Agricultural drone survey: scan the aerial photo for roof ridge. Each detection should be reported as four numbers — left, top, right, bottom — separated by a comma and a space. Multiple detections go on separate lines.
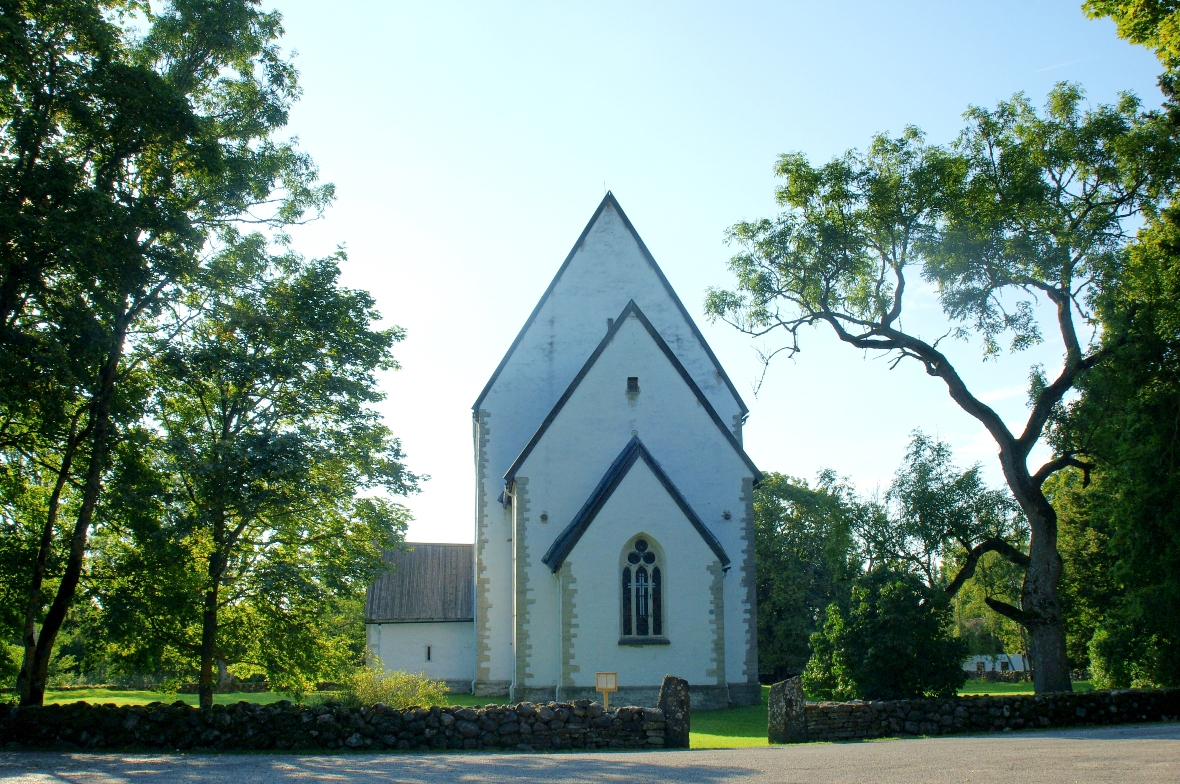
502, 299, 761, 484
471, 192, 748, 415
539, 436, 729, 571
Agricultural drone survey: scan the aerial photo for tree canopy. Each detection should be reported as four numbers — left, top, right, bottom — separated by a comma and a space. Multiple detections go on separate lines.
0, 0, 413, 707
709, 83, 1175, 693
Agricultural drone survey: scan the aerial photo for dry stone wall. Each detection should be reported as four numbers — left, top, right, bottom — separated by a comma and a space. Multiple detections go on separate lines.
0, 699, 673, 752
768, 680, 1180, 743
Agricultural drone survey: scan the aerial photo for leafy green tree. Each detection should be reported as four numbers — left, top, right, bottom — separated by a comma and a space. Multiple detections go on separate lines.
861, 432, 1027, 603
1047, 214, 1180, 686
0, 0, 330, 705
804, 568, 968, 700
1041, 468, 1115, 672
1065, 0, 1180, 692
708, 86, 1173, 692
753, 471, 860, 680
96, 239, 416, 708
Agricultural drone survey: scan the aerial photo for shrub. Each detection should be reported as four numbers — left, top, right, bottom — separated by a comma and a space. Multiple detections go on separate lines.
341, 666, 448, 709
804, 568, 968, 700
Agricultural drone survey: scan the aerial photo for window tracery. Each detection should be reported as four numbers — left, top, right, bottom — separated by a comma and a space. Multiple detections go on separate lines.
621, 538, 662, 638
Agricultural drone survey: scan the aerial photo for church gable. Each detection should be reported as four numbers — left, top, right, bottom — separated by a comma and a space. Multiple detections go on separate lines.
505, 300, 760, 486
473, 193, 747, 482
541, 436, 728, 570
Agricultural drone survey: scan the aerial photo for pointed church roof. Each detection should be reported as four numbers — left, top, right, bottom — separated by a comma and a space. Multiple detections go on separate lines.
504, 299, 761, 484
471, 192, 748, 416
540, 436, 729, 571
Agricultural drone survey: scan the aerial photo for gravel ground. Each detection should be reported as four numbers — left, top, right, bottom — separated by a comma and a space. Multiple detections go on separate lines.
1, 722, 1177, 783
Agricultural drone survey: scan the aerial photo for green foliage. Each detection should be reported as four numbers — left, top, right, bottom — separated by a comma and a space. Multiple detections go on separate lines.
1048, 212, 1180, 687
862, 433, 1025, 589
0, 0, 332, 703
1085, 1, 1180, 74
753, 471, 859, 680
950, 550, 1028, 657
804, 569, 968, 701
711, 82, 1174, 691
86, 241, 416, 703
341, 666, 449, 710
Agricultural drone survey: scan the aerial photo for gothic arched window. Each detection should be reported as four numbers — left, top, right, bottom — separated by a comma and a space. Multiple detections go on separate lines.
621, 538, 663, 638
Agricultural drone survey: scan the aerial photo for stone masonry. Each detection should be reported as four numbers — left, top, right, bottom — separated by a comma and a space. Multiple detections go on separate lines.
0, 699, 674, 753
767, 683, 1180, 743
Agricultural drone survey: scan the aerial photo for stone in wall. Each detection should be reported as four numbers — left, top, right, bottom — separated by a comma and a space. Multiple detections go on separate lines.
767, 676, 806, 744
657, 675, 691, 749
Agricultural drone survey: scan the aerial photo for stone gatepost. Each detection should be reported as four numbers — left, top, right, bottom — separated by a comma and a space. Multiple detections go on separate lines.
768, 676, 807, 743
657, 675, 691, 748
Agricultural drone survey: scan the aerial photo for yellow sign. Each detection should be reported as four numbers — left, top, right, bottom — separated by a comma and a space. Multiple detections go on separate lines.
595, 671, 618, 709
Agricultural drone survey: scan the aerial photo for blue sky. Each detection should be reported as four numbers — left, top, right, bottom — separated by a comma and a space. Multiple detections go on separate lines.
273, 1, 1162, 543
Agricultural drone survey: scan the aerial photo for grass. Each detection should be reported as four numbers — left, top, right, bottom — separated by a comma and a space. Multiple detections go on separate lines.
690, 686, 770, 749
38, 689, 305, 707
958, 679, 1094, 695
31, 688, 507, 708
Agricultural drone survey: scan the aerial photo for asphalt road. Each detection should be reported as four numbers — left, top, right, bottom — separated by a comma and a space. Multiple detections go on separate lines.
2, 722, 1177, 784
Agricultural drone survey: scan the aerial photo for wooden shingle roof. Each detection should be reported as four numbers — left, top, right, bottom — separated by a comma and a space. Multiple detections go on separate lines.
364, 543, 474, 623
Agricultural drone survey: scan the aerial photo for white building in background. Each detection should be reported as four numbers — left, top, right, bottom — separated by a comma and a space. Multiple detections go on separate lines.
963, 654, 1027, 674
366, 194, 761, 708
365, 544, 475, 691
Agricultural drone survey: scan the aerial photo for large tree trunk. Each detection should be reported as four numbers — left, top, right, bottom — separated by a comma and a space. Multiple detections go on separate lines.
1001, 451, 1072, 694
198, 577, 220, 710
1021, 506, 1072, 694
18, 315, 126, 706
16, 431, 78, 704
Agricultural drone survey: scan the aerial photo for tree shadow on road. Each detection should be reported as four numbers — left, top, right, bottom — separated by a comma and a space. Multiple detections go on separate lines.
0, 750, 762, 783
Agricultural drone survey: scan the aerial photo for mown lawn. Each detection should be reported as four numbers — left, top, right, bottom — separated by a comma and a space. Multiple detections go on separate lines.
690, 686, 770, 749
38, 689, 326, 707
32, 688, 505, 708
958, 679, 1094, 695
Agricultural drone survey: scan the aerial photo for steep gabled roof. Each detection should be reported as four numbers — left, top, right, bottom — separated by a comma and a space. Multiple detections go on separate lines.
503, 299, 761, 484
365, 543, 474, 623
471, 192, 748, 416
540, 436, 729, 571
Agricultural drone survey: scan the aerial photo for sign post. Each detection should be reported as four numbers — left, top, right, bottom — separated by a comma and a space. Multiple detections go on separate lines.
595, 671, 618, 710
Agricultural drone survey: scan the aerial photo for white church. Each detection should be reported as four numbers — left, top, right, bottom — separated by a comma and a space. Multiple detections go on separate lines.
366, 194, 762, 708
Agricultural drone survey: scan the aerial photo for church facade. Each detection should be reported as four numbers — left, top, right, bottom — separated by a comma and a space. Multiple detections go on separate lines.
367, 194, 761, 708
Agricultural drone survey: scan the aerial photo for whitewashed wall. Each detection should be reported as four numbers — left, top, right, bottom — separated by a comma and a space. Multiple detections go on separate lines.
367, 621, 475, 682
564, 462, 720, 687
512, 311, 756, 691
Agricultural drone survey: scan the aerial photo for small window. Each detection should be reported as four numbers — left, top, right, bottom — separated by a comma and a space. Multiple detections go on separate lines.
976, 662, 985, 673
626, 377, 639, 394
1000, 661, 1010, 672
426, 646, 432, 662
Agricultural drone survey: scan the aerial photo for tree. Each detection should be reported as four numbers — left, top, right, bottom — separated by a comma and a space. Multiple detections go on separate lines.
1066, 0, 1180, 692
121, 239, 416, 708
753, 471, 860, 680
803, 568, 968, 701
860, 433, 1027, 605
0, 0, 330, 705
707, 85, 1173, 692
1046, 213, 1180, 687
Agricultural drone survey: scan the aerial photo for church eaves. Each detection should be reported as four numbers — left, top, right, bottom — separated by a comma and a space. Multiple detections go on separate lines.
470, 192, 748, 417
540, 436, 729, 571
502, 299, 762, 486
